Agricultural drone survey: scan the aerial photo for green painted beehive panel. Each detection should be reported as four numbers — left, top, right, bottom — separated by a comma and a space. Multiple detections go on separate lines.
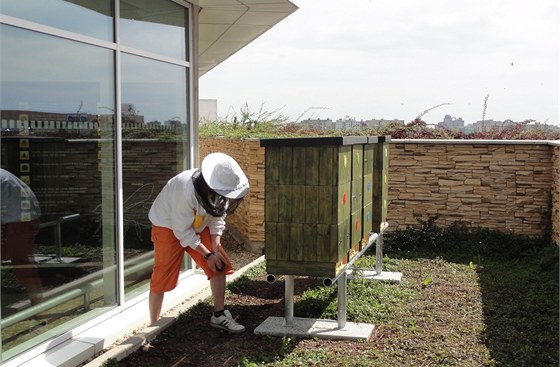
337, 184, 351, 244
335, 146, 351, 226
363, 144, 373, 207
336, 219, 350, 262
362, 201, 373, 240
363, 144, 374, 176
261, 136, 367, 278
350, 145, 364, 250
368, 136, 390, 233
361, 145, 374, 243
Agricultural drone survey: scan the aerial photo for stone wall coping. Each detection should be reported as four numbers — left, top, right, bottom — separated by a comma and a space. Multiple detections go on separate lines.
391, 139, 560, 146
65, 139, 103, 142
67, 139, 160, 143
202, 136, 560, 147
200, 136, 559, 246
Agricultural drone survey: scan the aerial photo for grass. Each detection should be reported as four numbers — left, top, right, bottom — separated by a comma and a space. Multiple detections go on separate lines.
114, 221, 559, 367
228, 217, 559, 367
236, 245, 558, 367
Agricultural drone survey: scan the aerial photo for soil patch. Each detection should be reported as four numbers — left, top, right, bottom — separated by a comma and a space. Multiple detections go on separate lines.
103, 230, 275, 367
90, 234, 560, 367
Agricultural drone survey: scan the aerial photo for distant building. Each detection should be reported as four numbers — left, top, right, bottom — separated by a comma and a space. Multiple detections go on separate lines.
524, 122, 560, 132
301, 117, 403, 131
121, 103, 145, 124
0, 109, 98, 123
300, 118, 335, 130
472, 119, 504, 132
438, 115, 465, 131
199, 99, 218, 122
334, 118, 364, 130
363, 118, 404, 128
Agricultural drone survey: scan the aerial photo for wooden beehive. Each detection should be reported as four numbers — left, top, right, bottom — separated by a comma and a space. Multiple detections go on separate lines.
260, 136, 368, 278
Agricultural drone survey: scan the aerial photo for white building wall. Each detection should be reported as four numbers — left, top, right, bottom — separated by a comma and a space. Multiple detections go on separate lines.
199, 99, 218, 122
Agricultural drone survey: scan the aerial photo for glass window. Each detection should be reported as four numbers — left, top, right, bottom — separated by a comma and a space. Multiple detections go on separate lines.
0, 0, 113, 41
120, 53, 189, 300
1, 0, 192, 362
0, 25, 116, 359
120, 0, 187, 60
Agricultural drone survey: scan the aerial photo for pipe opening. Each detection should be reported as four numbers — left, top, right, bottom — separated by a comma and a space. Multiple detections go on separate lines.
323, 278, 334, 286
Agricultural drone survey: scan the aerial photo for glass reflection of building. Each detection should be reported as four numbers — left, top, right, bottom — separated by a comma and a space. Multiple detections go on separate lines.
1, 0, 296, 364
0, 0, 190, 364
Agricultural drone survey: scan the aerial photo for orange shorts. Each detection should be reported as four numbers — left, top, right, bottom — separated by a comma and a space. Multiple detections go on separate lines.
150, 225, 234, 293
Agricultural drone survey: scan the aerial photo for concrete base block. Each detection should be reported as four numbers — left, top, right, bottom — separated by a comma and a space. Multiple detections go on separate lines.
358, 270, 402, 283
32, 255, 81, 264
254, 316, 375, 341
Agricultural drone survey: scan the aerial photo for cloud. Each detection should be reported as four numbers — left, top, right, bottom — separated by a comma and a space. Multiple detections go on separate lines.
203, 0, 559, 124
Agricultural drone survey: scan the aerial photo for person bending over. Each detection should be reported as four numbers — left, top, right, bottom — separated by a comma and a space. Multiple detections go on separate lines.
148, 152, 249, 333
0, 169, 43, 306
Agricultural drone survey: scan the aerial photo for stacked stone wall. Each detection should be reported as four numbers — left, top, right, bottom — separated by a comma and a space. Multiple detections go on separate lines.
200, 138, 265, 251
200, 138, 559, 250
388, 141, 554, 238
8, 138, 552, 250
20, 138, 555, 248
551, 144, 560, 245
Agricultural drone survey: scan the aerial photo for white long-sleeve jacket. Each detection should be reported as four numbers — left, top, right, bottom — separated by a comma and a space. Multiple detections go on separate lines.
148, 169, 226, 249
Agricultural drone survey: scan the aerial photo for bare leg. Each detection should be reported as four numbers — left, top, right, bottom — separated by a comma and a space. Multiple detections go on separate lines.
149, 291, 164, 324
209, 273, 226, 311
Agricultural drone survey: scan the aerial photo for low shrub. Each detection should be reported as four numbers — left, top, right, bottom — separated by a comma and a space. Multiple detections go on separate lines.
383, 215, 552, 260
200, 116, 560, 140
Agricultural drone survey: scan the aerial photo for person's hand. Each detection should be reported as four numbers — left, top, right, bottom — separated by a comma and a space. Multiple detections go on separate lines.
214, 251, 226, 272
207, 251, 225, 272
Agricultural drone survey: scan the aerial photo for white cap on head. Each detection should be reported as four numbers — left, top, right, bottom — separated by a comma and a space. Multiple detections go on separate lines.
201, 152, 249, 199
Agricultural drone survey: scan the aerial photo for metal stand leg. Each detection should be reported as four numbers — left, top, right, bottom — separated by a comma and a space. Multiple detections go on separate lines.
284, 275, 294, 327
255, 227, 393, 341
337, 270, 347, 329
255, 271, 374, 341
55, 222, 63, 261
375, 232, 383, 275
359, 229, 402, 283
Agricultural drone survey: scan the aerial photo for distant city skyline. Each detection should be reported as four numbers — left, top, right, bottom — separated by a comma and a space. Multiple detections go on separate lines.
200, 0, 559, 126
298, 114, 560, 133
199, 98, 556, 129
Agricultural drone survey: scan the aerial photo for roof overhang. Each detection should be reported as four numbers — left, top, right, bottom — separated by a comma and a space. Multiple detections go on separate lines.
191, 0, 298, 76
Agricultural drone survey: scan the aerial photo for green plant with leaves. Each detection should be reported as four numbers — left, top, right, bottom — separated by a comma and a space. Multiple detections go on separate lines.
117, 216, 559, 367
382, 216, 550, 260
176, 299, 212, 323
227, 261, 266, 293
100, 358, 119, 367
200, 102, 560, 140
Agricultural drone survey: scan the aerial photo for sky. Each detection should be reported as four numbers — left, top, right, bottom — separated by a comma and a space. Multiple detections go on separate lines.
199, 0, 559, 126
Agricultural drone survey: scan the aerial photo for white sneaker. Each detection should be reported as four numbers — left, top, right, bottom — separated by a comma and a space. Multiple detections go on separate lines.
210, 310, 245, 333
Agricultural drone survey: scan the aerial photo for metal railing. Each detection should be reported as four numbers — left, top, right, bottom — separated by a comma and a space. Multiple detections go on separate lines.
1, 252, 154, 329
322, 221, 390, 287
39, 214, 81, 261
280, 222, 389, 329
